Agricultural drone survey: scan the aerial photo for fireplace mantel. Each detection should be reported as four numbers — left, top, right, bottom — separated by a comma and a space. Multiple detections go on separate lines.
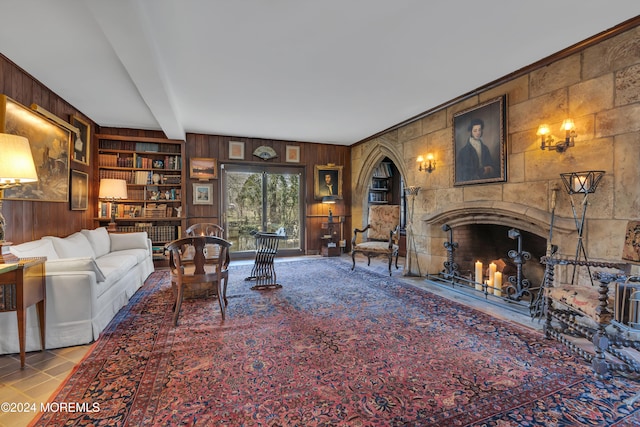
421, 201, 576, 238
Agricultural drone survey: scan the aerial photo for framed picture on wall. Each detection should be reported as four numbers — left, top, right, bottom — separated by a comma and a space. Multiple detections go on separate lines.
229, 140, 245, 160
314, 164, 343, 200
70, 169, 88, 210
190, 157, 218, 180
453, 95, 506, 186
285, 145, 300, 163
0, 95, 71, 202
70, 114, 90, 165
193, 183, 213, 205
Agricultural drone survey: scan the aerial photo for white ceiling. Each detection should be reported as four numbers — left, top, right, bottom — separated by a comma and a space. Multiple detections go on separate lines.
0, 1, 638, 145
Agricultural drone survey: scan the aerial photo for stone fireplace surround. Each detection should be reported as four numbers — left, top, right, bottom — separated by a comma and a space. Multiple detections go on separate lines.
420, 200, 582, 295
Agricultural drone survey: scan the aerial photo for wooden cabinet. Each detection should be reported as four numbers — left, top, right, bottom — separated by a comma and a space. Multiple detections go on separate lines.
95, 134, 186, 264
320, 221, 341, 257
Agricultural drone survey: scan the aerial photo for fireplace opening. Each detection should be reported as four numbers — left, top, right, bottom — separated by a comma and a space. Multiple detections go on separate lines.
448, 224, 547, 301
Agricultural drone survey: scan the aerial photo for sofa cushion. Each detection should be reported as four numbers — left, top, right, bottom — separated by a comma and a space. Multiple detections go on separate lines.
9, 239, 59, 260
46, 257, 107, 282
81, 227, 111, 258
45, 232, 96, 259
95, 254, 138, 294
110, 232, 149, 252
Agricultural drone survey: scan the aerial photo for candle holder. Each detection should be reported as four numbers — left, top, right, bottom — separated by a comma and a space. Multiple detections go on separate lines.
559, 170, 605, 285
506, 228, 532, 301
403, 186, 421, 277
441, 224, 459, 279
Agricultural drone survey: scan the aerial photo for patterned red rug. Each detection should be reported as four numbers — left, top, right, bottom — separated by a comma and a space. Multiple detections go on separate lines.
34, 258, 640, 426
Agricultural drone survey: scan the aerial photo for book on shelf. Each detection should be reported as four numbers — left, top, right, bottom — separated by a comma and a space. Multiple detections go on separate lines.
372, 162, 393, 178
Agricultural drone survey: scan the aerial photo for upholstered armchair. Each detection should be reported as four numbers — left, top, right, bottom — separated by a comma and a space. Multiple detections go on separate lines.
351, 205, 400, 276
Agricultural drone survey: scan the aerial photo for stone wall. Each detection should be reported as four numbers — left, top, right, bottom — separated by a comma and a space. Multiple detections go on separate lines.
351, 23, 640, 275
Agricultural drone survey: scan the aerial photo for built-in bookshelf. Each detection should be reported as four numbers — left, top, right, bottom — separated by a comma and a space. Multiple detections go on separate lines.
95, 134, 186, 264
368, 162, 393, 204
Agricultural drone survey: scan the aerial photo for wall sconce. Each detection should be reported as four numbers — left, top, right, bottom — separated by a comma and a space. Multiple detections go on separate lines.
322, 195, 337, 222
417, 153, 436, 173
538, 119, 577, 153
99, 178, 128, 231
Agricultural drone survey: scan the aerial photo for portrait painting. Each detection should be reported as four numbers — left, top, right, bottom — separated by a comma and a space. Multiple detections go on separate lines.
314, 164, 343, 200
71, 115, 90, 165
70, 169, 88, 210
0, 95, 70, 202
453, 95, 506, 186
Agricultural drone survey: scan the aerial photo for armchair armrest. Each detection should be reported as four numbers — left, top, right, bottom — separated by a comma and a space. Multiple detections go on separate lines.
352, 225, 372, 247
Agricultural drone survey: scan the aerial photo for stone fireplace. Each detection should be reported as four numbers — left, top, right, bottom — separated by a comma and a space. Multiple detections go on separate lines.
418, 200, 581, 309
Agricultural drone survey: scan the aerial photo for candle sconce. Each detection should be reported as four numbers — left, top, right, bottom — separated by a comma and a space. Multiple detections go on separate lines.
538, 119, 577, 153
417, 153, 435, 173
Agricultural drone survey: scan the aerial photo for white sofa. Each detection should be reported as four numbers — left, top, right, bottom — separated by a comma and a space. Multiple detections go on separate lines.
0, 227, 154, 354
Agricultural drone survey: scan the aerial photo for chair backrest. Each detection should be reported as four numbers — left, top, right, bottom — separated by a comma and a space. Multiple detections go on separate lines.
166, 236, 231, 279
367, 205, 400, 241
186, 223, 224, 237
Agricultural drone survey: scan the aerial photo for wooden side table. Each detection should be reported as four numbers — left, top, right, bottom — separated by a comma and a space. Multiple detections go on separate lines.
0, 257, 46, 368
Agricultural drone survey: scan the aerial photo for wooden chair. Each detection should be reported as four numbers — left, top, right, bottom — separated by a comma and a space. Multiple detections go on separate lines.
351, 205, 400, 276
166, 236, 232, 326
185, 223, 224, 237
543, 257, 640, 378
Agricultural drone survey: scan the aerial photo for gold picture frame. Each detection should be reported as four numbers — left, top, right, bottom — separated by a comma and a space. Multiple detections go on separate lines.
453, 95, 506, 186
314, 164, 343, 200
0, 94, 70, 202
70, 169, 88, 210
190, 157, 218, 180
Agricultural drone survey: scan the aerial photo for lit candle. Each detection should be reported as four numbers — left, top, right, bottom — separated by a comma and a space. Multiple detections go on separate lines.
489, 262, 497, 286
475, 261, 483, 291
494, 271, 502, 296
572, 175, 588, 193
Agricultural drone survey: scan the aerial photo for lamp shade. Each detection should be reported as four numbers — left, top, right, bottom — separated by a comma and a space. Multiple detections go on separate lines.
322, 195, 337, 204
0, 134, 38, 185
99, 179, 128, 199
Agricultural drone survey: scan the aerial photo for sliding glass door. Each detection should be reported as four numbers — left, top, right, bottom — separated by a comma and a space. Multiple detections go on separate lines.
221, 164, 304, 256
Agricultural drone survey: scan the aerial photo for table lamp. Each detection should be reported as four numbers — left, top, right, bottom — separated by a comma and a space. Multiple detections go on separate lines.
0, 134, 38, 262
322, 195, 337, 222
99, 178, 128, 232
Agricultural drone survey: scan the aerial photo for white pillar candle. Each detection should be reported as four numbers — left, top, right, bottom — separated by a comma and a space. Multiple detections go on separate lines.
475, 261, 483, 291
494, 271, 503, 296
489, 262, 497, 286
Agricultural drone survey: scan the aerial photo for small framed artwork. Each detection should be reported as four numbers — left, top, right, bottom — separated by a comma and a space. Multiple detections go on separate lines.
453, 95, 506, 186
71, 115, 90, 165
70, 169, 88, 210
193, 183, 213, 205
229, 140, 245, 160
285, 145, 300, 163
190, 157, 218, 180
314, 164, 343, 200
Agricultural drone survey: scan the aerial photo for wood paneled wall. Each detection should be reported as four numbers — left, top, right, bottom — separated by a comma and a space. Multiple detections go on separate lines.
0, 54, 95, 243
183, 133, 352, 254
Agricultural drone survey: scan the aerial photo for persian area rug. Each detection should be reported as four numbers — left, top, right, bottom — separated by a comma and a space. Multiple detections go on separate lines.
34, 258, 640, 426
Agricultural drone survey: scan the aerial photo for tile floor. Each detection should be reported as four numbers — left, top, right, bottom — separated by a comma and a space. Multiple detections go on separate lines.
0, 254, 542, 427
